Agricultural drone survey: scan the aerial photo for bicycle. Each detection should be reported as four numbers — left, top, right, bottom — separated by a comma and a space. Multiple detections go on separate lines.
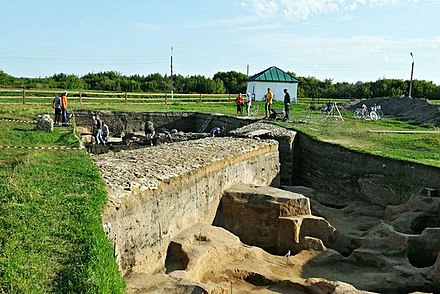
353, 104, 369, 119
369, 104, 383, 120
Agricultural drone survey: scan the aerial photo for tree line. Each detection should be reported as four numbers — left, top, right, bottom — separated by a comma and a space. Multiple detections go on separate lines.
0, 69, 439, 100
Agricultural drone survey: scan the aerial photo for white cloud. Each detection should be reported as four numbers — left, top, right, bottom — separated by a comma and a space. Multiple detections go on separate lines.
241, 0, 410, 20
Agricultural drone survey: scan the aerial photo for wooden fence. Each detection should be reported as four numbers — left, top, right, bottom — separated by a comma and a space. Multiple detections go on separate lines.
0, 89, 236, 105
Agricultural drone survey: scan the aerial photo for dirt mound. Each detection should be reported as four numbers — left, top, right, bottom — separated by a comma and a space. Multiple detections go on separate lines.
345, 97, 440, 126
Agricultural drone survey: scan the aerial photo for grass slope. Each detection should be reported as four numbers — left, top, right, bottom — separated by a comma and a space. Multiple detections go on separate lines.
0, 122, 124, 293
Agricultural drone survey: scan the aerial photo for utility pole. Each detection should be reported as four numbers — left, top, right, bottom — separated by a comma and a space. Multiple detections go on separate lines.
246, 64, 249, 77
409, 52, 414, 98
170, 47, 174, 99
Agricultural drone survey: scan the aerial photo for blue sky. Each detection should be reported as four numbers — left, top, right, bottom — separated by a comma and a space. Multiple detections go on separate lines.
0, 0, 439, 83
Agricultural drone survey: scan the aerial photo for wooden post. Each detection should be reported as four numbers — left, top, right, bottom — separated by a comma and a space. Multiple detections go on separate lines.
199, 93, 202, 102
228, 93, 231, 102
79, 92, 82, 104
125, 92, 128, 104
165, 93, 168, 105
22, 89, 26, 104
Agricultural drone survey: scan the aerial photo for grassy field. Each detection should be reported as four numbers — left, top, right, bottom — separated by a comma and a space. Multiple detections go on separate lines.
0, 98, 439, 293
287, 101, 440, 167
0, 121, 125, 293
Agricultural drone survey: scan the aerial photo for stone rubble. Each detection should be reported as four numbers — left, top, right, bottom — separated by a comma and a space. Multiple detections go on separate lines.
36, 114, 53, 132
231, 121, 294, 138
93, 137, 277, 200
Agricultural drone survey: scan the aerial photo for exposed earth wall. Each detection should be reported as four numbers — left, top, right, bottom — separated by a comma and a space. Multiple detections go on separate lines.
292, 131, 440, 206
94, 137, 280, 275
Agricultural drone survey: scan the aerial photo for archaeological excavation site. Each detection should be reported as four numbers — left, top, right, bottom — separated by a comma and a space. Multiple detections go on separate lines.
74, 109, 440, 294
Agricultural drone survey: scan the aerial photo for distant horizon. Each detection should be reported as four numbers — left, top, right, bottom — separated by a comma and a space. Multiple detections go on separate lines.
1, 1, 439, 84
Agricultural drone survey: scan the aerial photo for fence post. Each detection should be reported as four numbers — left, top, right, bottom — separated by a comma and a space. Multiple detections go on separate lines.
125, 92, 128, 104
228, 93, 231, 102
79, 91, 82, 104
200, 93, 202, 102
22, 89, 26, 104
165, 93, 168, 105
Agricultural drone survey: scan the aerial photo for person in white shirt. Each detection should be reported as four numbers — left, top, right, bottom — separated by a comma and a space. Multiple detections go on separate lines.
245, 92, 252, 117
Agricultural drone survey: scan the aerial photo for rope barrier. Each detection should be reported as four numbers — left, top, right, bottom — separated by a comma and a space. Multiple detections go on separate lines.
0, 145, 81, 151
0, 118, 37, 124
0, 113, 85, 151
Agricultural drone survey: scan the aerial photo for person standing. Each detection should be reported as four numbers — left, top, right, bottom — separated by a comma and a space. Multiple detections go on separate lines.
60, 91, 69, 126
95, 114, 105, 145
91, 115, 98, 142
283, 88, 291, 121
245, 92, 252, 117
53, 93, 62, 125
235, 93, 244, 116
102, 121, 109, 144
264, 88, 273, 118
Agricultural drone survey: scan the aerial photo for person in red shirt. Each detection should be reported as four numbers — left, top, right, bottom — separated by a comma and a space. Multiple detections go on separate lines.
235, 93, 244, 116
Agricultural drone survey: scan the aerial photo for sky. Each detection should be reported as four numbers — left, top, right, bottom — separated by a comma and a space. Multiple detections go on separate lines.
0, 0, 439, 84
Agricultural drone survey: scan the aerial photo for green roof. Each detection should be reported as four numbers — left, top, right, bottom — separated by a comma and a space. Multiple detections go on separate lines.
248, 66, 299, 83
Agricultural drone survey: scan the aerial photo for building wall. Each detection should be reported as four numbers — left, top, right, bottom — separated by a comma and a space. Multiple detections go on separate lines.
246, 81, 298, 103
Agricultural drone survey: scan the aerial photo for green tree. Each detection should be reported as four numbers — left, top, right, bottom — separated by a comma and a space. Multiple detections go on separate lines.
354, 82, 373, 98
52, 73, 85, 90
0, 70, 16, 87
213, 71, 247, 94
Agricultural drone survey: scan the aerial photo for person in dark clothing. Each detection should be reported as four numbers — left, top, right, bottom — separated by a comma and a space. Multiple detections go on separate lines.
144, 117, 155, 146
144, 119, 155, 139
53, 93, 62, 125
283, 88, 291, 121
210, 126, 224, 137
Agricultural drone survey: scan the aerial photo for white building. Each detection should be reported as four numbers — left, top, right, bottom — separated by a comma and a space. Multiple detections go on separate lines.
246, 66, 299, 102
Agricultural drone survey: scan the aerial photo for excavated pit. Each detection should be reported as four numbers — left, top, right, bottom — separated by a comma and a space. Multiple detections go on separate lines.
165, 242, 189, 273
78, 111, 440, 293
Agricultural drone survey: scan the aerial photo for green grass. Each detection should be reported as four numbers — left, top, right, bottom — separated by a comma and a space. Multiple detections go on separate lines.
0, 117, 124, 293
0, 123, 78, 147
277, 106, 440, 167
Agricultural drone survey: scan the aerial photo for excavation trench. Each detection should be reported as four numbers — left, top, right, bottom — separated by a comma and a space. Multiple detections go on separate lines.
77, 111, 440, 293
